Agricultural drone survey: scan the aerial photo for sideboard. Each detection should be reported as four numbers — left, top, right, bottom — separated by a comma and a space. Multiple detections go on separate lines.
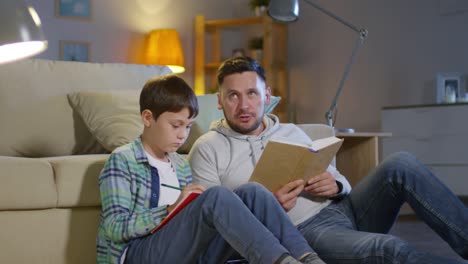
381, 103, 468, 196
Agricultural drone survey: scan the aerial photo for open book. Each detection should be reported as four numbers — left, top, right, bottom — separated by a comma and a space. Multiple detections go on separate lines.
151, 191, 201, 233
249, 136, 343, 192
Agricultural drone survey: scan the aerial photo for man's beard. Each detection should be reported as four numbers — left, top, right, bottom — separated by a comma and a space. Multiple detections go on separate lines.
224, 111, 264, 135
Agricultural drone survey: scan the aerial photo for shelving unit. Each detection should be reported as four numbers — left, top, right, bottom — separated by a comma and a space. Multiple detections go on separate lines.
194, 14, 290, 122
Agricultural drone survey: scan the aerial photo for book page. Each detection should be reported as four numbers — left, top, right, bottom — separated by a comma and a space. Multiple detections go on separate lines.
269, 137, 311, 148
310, 136, 343, 151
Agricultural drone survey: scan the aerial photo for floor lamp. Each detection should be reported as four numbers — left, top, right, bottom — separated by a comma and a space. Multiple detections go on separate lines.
268, 0, 367, 133
0, 0, 47, 64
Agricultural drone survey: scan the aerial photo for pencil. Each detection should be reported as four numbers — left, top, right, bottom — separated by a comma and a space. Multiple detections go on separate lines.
161, 183, 182, 191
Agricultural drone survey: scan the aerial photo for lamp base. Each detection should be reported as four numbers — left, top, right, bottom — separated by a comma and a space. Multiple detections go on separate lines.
334, 127, 355, 134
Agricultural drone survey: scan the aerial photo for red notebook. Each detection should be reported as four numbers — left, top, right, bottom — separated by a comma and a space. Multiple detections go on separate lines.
151, 191, 201, 233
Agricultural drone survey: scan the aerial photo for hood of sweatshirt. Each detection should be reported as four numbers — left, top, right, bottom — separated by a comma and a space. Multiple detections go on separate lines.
209, 114, 280, 165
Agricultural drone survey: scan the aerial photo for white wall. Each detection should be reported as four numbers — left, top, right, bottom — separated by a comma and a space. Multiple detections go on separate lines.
28, 0, 468, 131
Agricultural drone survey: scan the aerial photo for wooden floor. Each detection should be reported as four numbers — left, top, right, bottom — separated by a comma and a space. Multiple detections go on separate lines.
390, 197, 467, 261
390, 216, 463, 260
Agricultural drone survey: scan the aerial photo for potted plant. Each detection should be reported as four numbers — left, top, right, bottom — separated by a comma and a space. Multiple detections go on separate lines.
249, 0, 270, 16
248, 36, 263, 60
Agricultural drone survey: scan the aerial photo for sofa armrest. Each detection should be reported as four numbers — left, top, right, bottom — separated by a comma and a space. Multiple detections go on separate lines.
296, 123, 334, 141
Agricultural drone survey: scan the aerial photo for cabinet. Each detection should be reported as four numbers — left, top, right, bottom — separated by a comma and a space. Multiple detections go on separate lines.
381, 103, 468, 196
194, 14, 289, 121
336, 132, 391, 186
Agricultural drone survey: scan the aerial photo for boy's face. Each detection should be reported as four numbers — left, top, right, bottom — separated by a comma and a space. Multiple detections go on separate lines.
141, 107, 193, 159
218, 71, 271, 136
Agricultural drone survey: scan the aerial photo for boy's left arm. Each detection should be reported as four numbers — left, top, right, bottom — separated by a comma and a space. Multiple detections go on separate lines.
100, 153, 168, 243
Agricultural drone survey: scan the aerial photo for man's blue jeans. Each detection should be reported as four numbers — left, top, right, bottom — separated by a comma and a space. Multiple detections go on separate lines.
126, 183, 312, 263
298, 152, 468, 264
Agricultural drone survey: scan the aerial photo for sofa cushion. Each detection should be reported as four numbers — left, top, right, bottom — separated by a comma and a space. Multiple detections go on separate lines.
45, 155, 108, 207
0, 157, 56, 210
178, 94, 224, 153
68, 90, 142, 152
0, 208, 100, 264
68, 90, 281, 153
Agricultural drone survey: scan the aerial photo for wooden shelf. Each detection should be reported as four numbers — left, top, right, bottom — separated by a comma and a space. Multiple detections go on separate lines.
205, 17, 263, 28
204, 62, 221, 70
194, 14, 290, 121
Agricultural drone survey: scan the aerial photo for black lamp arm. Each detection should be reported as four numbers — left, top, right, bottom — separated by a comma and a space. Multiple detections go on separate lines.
324, 30, 367, 127
301, 0, 368, 127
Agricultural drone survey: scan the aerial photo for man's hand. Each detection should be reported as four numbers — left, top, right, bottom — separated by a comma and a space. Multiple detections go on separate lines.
273, 179, 304, 212
304, 171, 338, 198
168, 184, 205, 213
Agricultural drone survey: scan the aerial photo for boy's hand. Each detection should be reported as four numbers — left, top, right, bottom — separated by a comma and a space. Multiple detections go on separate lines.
167, 184, 205, 213
181, 184, 205, 194
274, 179, 304, 212
304, 171, 338, 197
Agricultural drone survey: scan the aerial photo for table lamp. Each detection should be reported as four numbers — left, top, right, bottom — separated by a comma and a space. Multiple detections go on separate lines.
0, 0, 47, 64
268, 0, 368, 133
144, 29, 185, 74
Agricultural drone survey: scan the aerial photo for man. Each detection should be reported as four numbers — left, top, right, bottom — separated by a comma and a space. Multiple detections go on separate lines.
188, 56, 468, 264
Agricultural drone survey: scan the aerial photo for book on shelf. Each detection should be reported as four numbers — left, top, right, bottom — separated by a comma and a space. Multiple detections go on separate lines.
249, 136, 344, 192
151, 190, 201, 233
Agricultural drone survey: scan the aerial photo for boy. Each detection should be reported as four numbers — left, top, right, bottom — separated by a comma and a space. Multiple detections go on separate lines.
96, 75, 325, 264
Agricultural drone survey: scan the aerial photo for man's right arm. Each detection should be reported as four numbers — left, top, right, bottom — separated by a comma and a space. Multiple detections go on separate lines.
188, 138, 222, 188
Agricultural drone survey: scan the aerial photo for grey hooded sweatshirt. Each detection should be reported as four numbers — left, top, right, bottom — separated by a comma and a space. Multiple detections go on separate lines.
188, 114, 351, 225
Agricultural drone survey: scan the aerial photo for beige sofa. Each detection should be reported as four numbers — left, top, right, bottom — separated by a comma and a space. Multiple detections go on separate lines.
0, 59, 171, 264
0, 59, 333, 264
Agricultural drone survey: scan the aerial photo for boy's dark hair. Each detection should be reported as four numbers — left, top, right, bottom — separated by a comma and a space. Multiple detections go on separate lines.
217, 56, 266, 87
139, 75, 199, 121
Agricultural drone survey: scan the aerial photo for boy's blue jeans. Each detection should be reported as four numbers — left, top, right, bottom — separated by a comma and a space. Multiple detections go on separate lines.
126, 183, 312, 264
298, 152, 468, 264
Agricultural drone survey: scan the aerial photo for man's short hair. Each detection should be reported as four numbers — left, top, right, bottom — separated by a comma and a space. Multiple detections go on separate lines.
217, 56, 266, 87
139, 75, 199, 121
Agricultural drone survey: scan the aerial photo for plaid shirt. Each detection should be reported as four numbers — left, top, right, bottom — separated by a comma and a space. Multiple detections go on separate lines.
96, 137, 192, 264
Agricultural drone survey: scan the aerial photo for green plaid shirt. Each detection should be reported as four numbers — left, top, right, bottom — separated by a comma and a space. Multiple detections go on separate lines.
96, 137, 192, 264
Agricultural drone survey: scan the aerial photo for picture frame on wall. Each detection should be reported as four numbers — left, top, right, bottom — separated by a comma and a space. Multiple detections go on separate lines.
55, 0, 91, 19
59, 41, 90, 62
436, 72, 465, 103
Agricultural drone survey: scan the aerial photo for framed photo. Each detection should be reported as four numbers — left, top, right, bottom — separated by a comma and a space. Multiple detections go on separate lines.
59, 41, 90, 62
55, 0, 91, 19
436, 72, 465, 103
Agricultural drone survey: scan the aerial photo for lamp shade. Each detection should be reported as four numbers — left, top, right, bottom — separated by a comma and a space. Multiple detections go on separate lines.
268, 0, 299, 23
145, 29, 185, 74
0, 0, 47, 64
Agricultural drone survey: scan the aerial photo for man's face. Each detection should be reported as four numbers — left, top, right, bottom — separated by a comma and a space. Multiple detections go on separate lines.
218, 71, 271, 136
142, 107, 193, 159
